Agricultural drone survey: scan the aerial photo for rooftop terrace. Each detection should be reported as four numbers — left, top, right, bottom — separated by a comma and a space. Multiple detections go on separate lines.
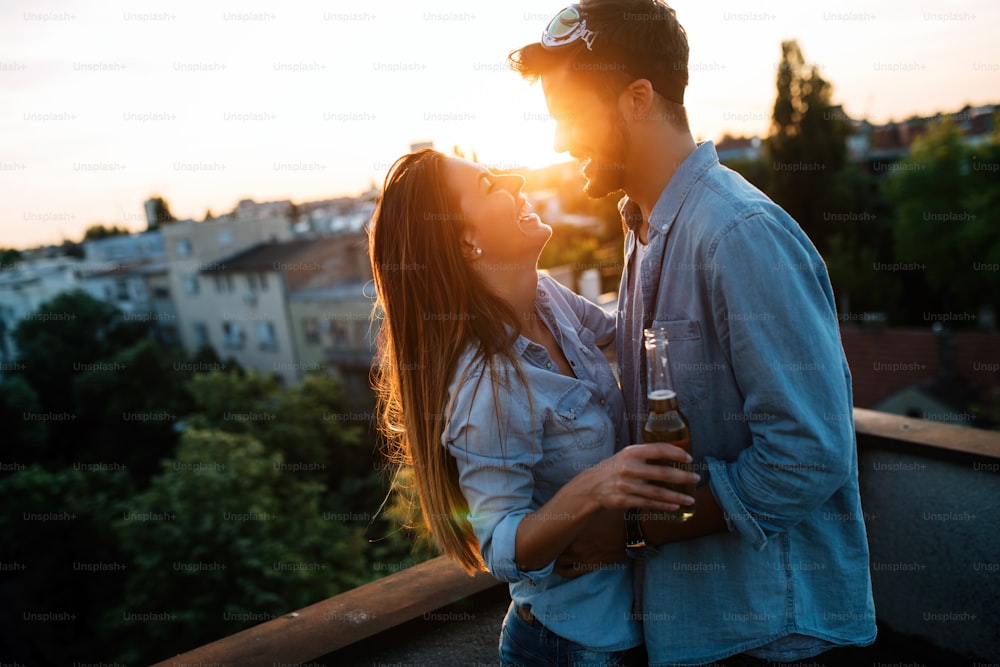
153, 408, 1000, 667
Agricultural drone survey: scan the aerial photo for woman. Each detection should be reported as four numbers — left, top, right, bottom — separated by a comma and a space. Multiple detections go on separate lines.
368, 149, 697, 667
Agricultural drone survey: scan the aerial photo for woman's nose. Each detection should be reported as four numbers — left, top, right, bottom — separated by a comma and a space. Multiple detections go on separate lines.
501, 172, 526, 194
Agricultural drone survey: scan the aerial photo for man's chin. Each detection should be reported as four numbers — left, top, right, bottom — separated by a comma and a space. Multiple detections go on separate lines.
581, 161, 625, 199
583, 176, 621, 200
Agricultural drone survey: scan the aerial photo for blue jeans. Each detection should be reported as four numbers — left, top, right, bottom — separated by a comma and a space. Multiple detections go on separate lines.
499, 602, 646, 667
721, 655, 832, 667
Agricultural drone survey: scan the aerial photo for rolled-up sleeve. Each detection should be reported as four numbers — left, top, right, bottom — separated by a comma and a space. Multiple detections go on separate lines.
706, 213, 856, 549
444, 363, 552, 583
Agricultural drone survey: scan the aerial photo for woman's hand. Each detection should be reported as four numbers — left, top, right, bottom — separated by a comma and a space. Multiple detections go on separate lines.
573, 442, 699, 514
513, 443, 698, 572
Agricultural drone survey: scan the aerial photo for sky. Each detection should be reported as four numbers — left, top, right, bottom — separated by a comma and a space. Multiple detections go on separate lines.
1, 0, 997, 249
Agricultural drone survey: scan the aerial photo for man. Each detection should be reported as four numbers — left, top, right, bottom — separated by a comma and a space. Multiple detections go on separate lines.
509, 2, 877, 665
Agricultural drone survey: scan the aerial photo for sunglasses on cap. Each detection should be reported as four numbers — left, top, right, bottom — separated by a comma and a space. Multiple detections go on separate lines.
541, 5, 597, 50
538, 3, 685, 105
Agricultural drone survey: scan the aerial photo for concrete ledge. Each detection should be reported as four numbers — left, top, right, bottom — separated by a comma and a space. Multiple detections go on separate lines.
853, 407, 1000, 460
149, 555, 499, 667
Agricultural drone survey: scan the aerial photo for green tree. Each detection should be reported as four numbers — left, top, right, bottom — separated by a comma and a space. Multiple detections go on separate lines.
110, 428, 369, 663
12, 290, 149, 464
182, 369, 405, 562
72, 338, 194, 482
1, 247, 23, 265
767, 40, 851, 252
0, 465, 133, 664
538, 226, 601, 282
722, 155, 770, 193
60, 239, 85, 259
82, 224, 130, 241
145, 196, 177, 231
882, 118, 1000, 321
379, 464, 445, 569
820, 160, 902, 320
0, 375, 48, 450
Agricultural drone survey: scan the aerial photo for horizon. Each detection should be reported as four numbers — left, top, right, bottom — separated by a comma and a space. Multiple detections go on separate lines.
2, 0, 998, 249
7, 94, 995, 253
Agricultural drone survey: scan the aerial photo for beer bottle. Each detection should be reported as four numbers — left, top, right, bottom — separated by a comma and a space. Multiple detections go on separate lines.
643, 327, 695, 522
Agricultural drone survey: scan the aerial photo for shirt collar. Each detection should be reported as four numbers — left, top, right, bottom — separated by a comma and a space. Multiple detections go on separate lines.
509, 275, 555, 357
618, 140, 720, 237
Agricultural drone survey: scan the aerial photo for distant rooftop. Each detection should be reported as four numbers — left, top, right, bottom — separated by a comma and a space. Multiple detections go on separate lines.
201, 234, 371, 292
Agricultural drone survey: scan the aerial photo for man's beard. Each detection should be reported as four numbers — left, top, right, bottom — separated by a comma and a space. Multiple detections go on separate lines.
582, 112, 629, 199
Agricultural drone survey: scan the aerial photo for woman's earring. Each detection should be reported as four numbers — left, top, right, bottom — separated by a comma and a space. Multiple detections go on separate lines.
475, 247, 483, 256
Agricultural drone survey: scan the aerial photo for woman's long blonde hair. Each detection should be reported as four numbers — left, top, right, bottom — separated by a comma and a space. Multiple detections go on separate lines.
368, 149, 523, 574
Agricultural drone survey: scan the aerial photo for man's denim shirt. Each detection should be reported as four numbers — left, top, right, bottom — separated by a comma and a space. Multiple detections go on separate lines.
617, 142, 877, 665
443, 273, 641, 652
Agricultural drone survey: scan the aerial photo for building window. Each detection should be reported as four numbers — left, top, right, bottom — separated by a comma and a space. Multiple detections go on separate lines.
303, 318, 320, 345
184, 275, 200, 295
193, 322, 210, 348
246, 273, 269, 291
152, 285, 170, 299
115, 279, 130, 301
223, 321, 245, 350
160, 324, 180, 347
353, 321, 368, 347
218, 230, 233, 246
213, 275, 234, 293
330, 322, 348, 347
257, 321, 278, 351
176, 239, 192, 257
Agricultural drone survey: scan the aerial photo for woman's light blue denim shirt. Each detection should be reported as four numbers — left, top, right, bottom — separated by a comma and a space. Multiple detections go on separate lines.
443, 273, 641, 652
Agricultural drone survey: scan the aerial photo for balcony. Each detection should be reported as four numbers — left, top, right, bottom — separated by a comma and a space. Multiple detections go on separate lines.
152, 408, 1000, 666
323, 345, 374, 370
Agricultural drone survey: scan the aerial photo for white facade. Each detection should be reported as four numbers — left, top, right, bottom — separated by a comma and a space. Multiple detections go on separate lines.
0, 258, 88, 364
195, 267, 299, 385
161, 202, 293, 357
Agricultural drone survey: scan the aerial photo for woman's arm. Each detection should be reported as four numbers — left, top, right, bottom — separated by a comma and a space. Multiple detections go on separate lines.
514, 442, 698, 571
446, 362, 697, 581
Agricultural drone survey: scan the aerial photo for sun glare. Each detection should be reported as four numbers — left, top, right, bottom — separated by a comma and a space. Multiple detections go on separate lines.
1, 0, 997, 248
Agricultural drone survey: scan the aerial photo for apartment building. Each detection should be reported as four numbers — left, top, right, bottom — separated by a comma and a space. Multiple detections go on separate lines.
194, 233, 371, 385
161, 199, 293, 357
286, 233, 374, 392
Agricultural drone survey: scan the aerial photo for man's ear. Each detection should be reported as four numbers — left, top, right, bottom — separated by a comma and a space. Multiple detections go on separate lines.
619, 78, 656, 120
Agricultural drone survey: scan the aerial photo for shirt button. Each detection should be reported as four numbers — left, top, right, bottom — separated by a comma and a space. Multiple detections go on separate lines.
600, 399, 606, 405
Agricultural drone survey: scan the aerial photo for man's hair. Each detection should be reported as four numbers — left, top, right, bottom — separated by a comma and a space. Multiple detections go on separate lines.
509, 0, 689, 128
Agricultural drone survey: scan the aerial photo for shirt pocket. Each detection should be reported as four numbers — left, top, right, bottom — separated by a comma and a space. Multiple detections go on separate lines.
650, 318, 707, 405
550, 384, 609, 450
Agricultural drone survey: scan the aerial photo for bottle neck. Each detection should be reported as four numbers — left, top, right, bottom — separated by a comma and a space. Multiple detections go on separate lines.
647, 389, 679, 412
